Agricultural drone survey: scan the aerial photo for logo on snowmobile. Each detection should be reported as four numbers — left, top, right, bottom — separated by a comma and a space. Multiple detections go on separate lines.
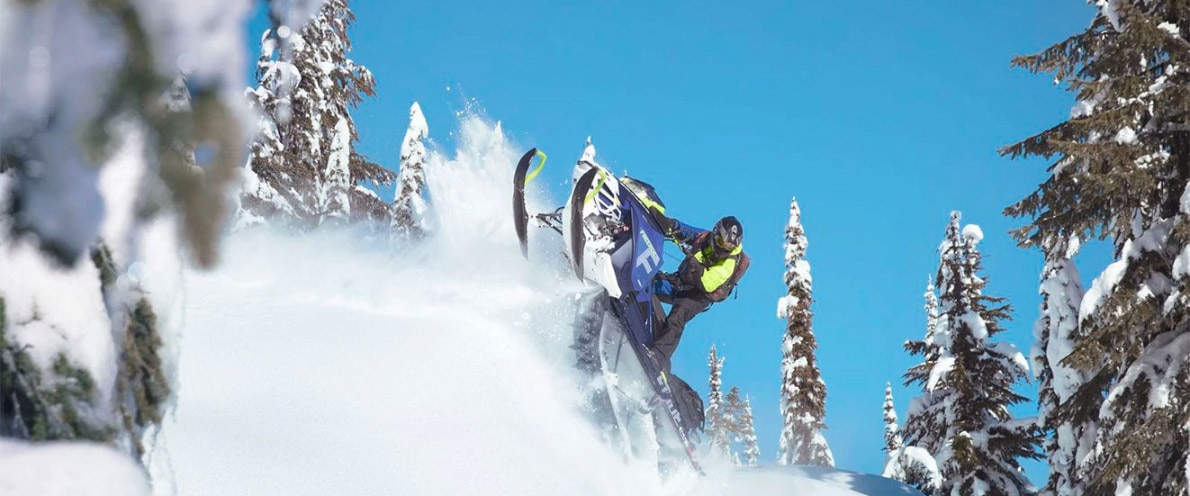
635, 228, 660, 273
655, 372, 688, 435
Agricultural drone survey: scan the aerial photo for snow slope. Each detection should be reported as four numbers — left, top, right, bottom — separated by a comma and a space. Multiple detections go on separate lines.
157, 117, 920, 496
0, 440, 150, 496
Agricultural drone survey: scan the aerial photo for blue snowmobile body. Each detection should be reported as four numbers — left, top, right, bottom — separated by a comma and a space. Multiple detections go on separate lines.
513, 148, 705, 474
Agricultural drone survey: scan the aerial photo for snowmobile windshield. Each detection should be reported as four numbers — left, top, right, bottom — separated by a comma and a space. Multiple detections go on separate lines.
620, 177, 666, 214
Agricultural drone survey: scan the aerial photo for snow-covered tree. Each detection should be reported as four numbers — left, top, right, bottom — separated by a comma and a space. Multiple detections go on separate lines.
905, 212, 1040, 496
241, 0, 394, 228
900, 275, 949, 496
882, 382, 942, 494
1002, 2, 1190, 494
706, 345, 731, 456
1030, 238, 1094, 496
924, 277, 939, 344
1, 1, 251, 268
903, 278, 948, 458
776, 197, 833, 467
738, 395, 761, 467
0, 4, 285, 491
392, 102, 431, 239
721, 386, 760, 466
883, 382, 904, 455
881, 383, 907, 482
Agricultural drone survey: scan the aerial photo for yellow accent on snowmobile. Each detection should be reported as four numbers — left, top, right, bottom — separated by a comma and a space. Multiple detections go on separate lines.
524, 149, 547, 184
584, 169, 609, 205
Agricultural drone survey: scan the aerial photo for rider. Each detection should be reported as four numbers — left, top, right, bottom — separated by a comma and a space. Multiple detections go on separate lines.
648, 215, 748, 373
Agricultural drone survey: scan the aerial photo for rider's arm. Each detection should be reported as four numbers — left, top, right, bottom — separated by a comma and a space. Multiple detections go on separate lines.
669, 220, 704, 244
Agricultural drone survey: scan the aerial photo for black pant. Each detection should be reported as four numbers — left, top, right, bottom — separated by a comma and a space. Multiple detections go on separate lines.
650, 290, 711, 373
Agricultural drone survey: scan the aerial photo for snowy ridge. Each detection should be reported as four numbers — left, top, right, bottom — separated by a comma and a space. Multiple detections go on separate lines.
156, 116, 918, 496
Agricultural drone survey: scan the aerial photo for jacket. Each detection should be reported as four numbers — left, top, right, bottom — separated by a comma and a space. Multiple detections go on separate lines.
677, 232, 749, 302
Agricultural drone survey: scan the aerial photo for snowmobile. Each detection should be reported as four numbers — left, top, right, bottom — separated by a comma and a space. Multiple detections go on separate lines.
512, 148, 706, 475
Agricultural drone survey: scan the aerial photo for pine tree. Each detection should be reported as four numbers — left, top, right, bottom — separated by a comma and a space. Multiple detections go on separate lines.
881, 382, 909, 484
883, 382, 942, 494
241, 0, 394, 228
91, 243, 169, 459
706, 345, 731, 456
883, 382, 904, 456
739, 395, 761, 466
776, 197, 834, 467
1002, 3, 1190, 494
721, 386, 761, 465
1, 4, 245, 268
925, 277, 939, 344
392, 101, 431, 239
1031, 238, 1094, 496
903, 278, 948, 458
907, 212, 1041, 496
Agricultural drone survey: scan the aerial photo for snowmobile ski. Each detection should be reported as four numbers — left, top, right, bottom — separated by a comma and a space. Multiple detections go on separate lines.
512, 148, 546, 259
568, 167, 599, 281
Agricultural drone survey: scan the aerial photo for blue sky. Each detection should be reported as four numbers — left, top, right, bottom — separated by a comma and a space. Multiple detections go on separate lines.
249, 0, 1107, 484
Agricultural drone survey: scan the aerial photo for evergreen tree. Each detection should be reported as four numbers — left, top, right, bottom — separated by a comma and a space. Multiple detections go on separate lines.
739, 395, 761, 467
392, 101, 431, 239
241, 0, 394, 227
723, 386, 743, 461
776, 197, 833, 467
925, 277, 939, 344
1, 3, 246, 268
906, 212, 1040, 496
1002, 2, 1190, 493
1031, 238, 1093, 496
882, 382, 941, 494
706, 345, 731, 456
903, 279, 948, 458
900, 277, 951, 496
883, 382, 904, 456
881, 382, 909, 485
722, 386, 761, 466
91, 244, 169, 459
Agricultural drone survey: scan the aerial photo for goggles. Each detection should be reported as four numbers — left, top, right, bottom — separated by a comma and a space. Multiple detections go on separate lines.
713, 231, 737, 252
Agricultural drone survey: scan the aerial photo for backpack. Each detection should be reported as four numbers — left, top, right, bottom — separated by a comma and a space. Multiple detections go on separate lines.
708, 251, 749, 303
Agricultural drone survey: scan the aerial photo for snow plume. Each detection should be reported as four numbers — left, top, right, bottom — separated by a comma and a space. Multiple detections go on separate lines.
160, 116, 675, 495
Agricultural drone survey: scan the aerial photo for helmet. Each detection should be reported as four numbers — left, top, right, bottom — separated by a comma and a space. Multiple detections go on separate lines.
711, 216, 742, 255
